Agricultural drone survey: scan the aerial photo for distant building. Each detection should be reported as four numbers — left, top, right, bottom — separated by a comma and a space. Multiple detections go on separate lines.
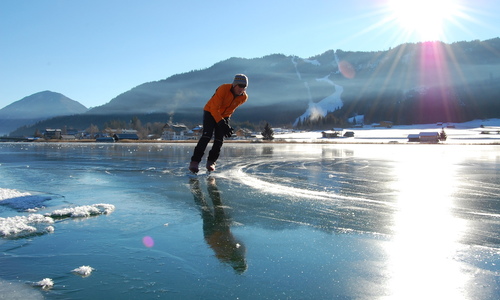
419, 132, 440, 143
43, 129, 61, 139
191, 125, 203, 136
407, 134, 420, 142
113, 133, 139, 141
235, 128, 253, 138
322, 129, 342, 138
161, 123, 191, 140
372, 121, 393, 128
61, 134, 76, 141
96, 137, 115, 143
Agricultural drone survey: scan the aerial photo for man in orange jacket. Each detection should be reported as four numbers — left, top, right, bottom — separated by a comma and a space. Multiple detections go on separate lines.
189, 74, 248, 173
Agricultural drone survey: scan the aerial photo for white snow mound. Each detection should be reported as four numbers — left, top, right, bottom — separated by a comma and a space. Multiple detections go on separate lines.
34, 278, 54, 289
1, 203, 115, 238
72, 265, 94, 277
46, 204, 115, 218
0, 214, 54, 237
0, 188, 31, 200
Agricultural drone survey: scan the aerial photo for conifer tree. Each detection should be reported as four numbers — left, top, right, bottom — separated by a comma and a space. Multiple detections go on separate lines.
261, 122, 274, 140
440, 128, 447, 141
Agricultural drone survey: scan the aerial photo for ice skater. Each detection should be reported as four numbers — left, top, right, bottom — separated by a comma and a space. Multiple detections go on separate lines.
189, 74, 249, 173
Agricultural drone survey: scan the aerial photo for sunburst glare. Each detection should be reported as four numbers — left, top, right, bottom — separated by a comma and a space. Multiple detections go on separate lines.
350, 0, 479, 49
387, 0, 461, 41
383, 148, 468, 298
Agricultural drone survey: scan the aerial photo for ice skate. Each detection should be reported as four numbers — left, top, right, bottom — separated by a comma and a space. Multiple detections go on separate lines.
189, 161, 200, 173
206, 160, 216, 172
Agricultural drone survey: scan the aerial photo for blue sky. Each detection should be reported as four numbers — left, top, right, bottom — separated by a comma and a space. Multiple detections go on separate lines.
1, 0, 498, 109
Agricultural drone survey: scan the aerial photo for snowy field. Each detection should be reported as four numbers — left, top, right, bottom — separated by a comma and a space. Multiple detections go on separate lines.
271, 119, 500, 144
0, 124, 499, 299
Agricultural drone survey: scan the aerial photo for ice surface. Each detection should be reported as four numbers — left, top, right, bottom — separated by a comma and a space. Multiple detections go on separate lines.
0, 279, 44, 300
0, 137, 499, 300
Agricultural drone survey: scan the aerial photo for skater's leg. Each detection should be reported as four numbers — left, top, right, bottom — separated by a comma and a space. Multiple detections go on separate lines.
206, 121, 225, 171
190, 111, 217, 172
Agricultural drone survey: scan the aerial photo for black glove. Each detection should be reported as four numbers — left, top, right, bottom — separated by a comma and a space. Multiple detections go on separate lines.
217, 120, 234, 138
226, 126, 234, 138
224, 118, 234, 138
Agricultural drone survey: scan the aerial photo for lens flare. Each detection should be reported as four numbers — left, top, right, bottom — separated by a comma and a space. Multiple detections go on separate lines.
142, 236, 154, 248
338, 60, 356, 79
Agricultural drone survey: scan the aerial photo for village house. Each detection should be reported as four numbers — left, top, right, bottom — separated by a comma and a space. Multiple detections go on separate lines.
110, 129, 139, 141
161, 123, 192, 140
322, 128, 343, 138
407, 132, 441, 143
343, 131, 355, 137
61, 134, 76, 141
407, 134, 420, 142
190, 125, 203, 137
96, 136, 115, 142
113, 133, 139, 141
43, 129, 62, 139
371, 121, 393, 128
418, 132, 440, 143
235, 128, 253, 138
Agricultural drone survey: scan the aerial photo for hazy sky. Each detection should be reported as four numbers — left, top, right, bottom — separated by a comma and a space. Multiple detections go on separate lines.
1, 0, 498, 109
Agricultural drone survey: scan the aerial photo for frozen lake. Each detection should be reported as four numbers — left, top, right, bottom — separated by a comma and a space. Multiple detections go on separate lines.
1, 142, 499, 299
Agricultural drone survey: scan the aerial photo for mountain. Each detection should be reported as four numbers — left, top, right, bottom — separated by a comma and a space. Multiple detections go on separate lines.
8, 38, 500, 136
84, 38, 500, 123
0, 91, 88, 135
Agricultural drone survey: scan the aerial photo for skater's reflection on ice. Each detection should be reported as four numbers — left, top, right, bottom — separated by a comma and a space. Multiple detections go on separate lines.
190, 177, 247, 274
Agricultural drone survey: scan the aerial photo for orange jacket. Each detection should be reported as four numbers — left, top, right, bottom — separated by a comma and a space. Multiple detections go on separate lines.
204, 84, 248, 123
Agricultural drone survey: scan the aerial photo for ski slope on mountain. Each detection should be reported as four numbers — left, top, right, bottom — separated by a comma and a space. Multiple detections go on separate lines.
293, 54, 344, 126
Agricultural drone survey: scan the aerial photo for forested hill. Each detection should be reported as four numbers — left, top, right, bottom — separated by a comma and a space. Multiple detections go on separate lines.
9, 38, 500, 136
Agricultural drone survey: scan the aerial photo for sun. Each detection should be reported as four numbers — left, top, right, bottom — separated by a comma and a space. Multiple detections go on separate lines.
388, 0, 459, 41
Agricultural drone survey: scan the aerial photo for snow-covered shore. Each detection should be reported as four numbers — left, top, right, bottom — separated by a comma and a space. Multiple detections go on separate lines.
270, 119, 500, 144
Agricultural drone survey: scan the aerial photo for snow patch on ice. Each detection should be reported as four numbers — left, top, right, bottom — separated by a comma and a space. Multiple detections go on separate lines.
0, 188, 51, 212
0, 214, 54, 237
1, 192, 115, 238
34, 278, 53, 290
72, 265, 94, 277
0, 189, 31, 200
46, 204, 115, 218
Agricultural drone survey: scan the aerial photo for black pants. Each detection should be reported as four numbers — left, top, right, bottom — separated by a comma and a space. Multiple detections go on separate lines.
191, 110, 226, 163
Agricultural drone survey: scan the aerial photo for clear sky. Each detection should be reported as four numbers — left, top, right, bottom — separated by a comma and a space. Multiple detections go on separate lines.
1, 0, 498, 109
